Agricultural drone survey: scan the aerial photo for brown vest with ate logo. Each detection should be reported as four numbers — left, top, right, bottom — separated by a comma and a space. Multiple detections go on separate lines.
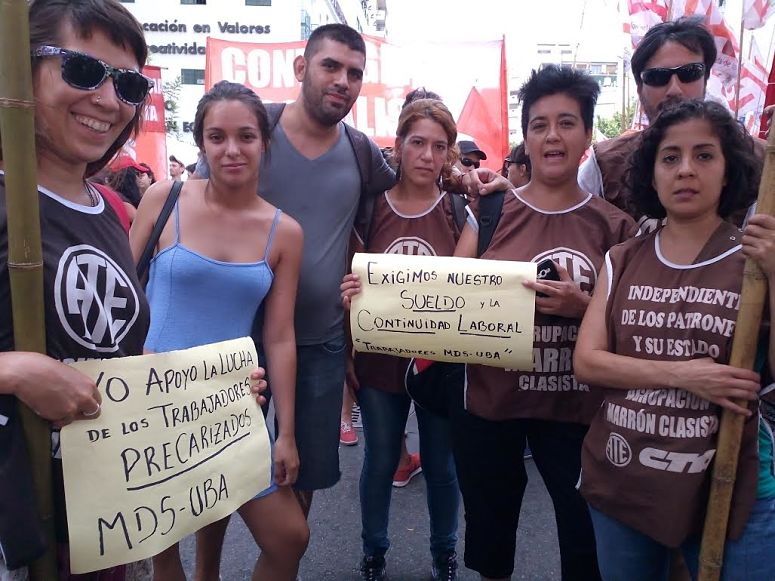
465, 191, 636, 422
580, 222, 759, 547
354, 192, 460, 394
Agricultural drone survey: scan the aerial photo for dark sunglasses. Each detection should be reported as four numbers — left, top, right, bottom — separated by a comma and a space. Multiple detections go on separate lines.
32, 45, 153, 106
640, 63, 706, 87
461, 157, 481, 169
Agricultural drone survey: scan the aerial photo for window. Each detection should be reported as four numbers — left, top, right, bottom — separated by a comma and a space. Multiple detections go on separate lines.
590, 64, 602, 74
246, 0, 271, 4
181, 0, 206, 4
181, 69, 205, 85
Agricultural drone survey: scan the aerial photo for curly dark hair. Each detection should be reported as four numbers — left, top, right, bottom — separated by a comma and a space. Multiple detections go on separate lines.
626, 100, 759, 220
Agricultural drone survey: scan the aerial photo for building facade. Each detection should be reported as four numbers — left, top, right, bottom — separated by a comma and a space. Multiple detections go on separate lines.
120, 0, 378, 166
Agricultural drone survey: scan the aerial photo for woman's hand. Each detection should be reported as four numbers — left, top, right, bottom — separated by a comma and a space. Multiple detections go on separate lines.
742, 214, 775, 278
1, 352, 102, 427
249, 367, 268, 408
341, 273, 362, 309
522, 261, 591, 318
667, 358, 760, 415
273, 434, 300, 486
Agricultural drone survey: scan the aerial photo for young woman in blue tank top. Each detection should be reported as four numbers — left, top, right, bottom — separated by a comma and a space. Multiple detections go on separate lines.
130, 81, 307, 581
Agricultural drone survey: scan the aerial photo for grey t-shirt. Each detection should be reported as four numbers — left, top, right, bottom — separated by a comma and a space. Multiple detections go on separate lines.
259, 123, 360, 344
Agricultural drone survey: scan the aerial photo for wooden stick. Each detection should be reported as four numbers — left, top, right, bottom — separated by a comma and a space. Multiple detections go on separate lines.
697, 130, 775, 581
0, 0, 58, 578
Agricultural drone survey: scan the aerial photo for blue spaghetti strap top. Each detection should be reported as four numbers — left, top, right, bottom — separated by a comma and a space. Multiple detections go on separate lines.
144, 202, 281, 352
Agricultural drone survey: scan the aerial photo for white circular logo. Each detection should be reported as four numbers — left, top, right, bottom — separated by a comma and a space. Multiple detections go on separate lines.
54, 245, 140, 352
384, 236, 436, 256
605, 432, 632, 467
532, 247, 597, 293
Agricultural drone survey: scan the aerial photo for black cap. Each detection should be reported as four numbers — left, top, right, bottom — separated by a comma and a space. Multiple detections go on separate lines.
458, 140, 487, 160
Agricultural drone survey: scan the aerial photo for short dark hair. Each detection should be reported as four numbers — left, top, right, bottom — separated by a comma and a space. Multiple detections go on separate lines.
631, 17, 716, 89
402, 87, 441, 110
193, 80, 271, 155
627, 100, 759, 220
304, 24, 366, 59
26, 0, 148, 178
518, 65, 600, 137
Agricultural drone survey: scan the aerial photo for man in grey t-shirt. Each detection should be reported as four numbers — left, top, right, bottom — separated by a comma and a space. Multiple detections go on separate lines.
261, 25, 393, 508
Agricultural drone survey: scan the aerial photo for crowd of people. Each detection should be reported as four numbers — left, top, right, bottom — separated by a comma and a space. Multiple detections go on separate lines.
0, 1, 774, 581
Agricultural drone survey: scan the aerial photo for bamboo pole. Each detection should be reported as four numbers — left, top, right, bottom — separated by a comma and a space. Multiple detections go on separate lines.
697, 128, 775, 581
0, 0, 59, 579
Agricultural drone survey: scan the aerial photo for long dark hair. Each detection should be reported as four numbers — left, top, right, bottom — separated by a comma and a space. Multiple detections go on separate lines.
193, 81, 271, 155
107, 167, 142, 208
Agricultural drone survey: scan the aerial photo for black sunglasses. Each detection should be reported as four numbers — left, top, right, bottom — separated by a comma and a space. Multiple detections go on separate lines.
461, 157, 481, 169
32, 45, 153, 106
640, 63, 706, 87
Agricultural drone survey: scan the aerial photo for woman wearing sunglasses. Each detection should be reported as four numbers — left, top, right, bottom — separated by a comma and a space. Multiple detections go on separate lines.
130, 81, 308, 581
0, 0, 156, 578
575, 100, 775, 581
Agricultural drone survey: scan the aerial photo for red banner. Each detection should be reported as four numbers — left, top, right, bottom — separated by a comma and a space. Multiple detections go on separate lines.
129, 65, 167, 182
205, 36, 508, 170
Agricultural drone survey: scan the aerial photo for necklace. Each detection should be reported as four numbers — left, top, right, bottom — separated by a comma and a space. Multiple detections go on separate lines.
84, 182, 99, 207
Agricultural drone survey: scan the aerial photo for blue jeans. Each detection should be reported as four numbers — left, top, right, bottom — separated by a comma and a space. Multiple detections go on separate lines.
590, 496, 775, 581
358, 386, 459, 560
258, 338, 346, 491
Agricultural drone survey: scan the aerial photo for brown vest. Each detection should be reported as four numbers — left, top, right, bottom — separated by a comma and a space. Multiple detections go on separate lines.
580, 222, 759, 546
354, 192, 460, 393
465, 192, 636, 422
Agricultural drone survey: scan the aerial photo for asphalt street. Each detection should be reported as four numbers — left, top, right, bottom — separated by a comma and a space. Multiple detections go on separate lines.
180, 409, 561, 581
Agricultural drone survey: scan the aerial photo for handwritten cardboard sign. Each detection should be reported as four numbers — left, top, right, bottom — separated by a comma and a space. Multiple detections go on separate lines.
61, 337, 270, 573
350, 253, 536, 369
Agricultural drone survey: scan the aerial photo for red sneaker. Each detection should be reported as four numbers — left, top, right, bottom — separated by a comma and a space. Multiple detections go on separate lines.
392, 453, 422, 487
340, 420, 358, 446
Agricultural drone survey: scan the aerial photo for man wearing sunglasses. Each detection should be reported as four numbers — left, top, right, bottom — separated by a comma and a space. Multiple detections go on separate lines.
455, 140, 488, 175
578, 17, 716, 226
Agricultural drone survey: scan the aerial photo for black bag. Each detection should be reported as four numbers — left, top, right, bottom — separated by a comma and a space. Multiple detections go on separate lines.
405, 190, 507, 417
136, 180, 183, 282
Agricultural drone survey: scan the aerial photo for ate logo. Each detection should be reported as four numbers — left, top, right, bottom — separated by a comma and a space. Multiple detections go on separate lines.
605, 432, 632, 467
532, 247, 596, 293
385, 236, 436, 256
54, 245, 140, 353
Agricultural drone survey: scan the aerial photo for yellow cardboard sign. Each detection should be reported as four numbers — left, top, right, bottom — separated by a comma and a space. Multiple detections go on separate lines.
61, 337, 271, 573
350, 253, 536, 369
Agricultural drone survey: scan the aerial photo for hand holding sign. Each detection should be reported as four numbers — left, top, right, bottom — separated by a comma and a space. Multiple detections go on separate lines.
350, 253, 536, 369
60, 337, 271, 574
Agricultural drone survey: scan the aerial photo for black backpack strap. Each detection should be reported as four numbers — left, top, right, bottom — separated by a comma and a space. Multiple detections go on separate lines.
450, 192, 468, 233
345, 123, 378, 246
265, 102, 286, 134
136, 180, 184, 280
477, 191, 506, 257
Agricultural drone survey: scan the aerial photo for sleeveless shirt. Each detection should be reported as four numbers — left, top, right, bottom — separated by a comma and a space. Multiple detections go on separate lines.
144, 202, 281, 352
580, 222, 759, 546
354, 192, 460, 393
0, 173, 150, 543
465, 190, 636, 422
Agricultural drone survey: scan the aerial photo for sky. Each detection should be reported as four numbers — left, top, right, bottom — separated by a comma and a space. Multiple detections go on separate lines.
385, 0, 775, 79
